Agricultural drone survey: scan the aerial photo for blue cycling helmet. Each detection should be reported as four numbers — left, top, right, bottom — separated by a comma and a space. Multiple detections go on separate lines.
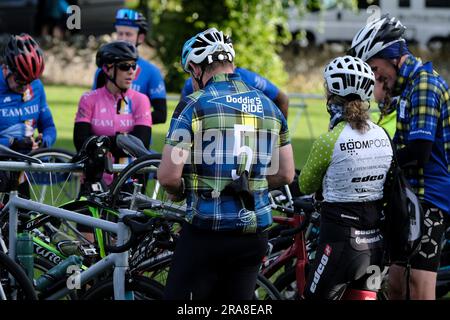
114, 8, 148, 34
181, 28, 235, 73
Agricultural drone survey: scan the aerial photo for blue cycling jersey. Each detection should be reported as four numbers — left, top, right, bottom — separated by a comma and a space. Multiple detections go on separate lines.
0, 72, 56, 148
93, 57, 166, 103
180, 67, 280, 101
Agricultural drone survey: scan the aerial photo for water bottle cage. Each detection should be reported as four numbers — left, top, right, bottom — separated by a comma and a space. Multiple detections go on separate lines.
56, 240, 81, 256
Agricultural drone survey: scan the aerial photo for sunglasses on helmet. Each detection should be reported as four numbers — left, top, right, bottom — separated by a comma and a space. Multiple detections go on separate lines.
116, 9, 139, 20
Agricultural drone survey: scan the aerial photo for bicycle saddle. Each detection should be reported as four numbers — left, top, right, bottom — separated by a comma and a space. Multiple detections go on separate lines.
293, 197, 315, 213
116, 134, 152, 158
0, 144, 42, 164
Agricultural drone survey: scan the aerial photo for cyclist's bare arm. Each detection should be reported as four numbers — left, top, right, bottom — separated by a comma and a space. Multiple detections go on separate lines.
274, 90, 289, 119
158, 144, 189, 198
266, 144, 295, 188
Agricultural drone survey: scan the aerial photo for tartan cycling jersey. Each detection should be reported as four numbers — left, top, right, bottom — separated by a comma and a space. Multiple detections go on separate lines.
75, 86, 152, 136
165, 73, 290, 233
0, 71, 56, 148
300, 121, 392, 203
180, 67, 280, 101
93, 57, 166, 103
393, 55, 450, 214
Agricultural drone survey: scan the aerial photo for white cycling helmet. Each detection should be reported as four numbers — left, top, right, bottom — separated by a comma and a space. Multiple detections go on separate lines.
324, 55, 375, 101
181, 27, 235, 73
348, 14, 406, 62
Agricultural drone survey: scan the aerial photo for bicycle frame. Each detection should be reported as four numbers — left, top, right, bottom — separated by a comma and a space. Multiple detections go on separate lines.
6, 190, 135, 300
261, 212, 309, 298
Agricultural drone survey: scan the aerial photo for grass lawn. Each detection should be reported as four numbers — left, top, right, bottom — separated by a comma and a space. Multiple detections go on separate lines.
47, 84, 330, 169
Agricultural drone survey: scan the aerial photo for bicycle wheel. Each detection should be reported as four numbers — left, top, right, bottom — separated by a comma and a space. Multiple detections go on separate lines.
134, 253, 283, 300
25, 148, 80, 206
132, 251, 173, 288
272, 266, 298, 300
109, 154, 179, 208
81, 275, 163, 300
0, 251, 37, 300
254, 274, 283, 300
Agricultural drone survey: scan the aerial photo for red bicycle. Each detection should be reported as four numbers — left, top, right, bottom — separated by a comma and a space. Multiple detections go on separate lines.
260, 192, 379, 300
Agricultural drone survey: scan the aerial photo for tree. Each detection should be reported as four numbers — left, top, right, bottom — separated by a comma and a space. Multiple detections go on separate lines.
131, 0, 356, 92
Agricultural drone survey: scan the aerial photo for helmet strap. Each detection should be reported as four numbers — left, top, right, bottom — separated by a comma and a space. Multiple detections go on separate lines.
192, 65, 206, 90
104, 65, 129, 104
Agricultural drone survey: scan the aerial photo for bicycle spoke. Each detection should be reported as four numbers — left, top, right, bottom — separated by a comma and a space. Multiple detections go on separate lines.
0, 282, 7, 300
24, 171, 39, 202
54, 172, 75, 204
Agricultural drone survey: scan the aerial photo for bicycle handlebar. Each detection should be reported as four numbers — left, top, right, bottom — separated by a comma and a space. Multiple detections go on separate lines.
105, 215, 158, 253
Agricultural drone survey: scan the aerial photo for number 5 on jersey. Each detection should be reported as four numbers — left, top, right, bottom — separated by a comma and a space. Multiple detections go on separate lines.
232, 124, 255, 180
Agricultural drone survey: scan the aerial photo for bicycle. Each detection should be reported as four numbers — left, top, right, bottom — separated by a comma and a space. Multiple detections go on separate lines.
0, 249, 37, 300
26, 148, 81, 207
0, 143, 175, 300
261, 188, 383, 300
259, 194, 319, 299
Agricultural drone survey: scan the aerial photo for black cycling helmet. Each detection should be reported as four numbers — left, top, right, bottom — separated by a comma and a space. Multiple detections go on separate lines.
96, 40, 138, 68
348, 14, 406, 62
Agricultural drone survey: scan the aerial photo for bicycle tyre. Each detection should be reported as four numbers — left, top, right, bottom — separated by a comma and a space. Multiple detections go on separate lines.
132, 251, 173, 288
272, 266, 298, 300
108, 154, 172, 207
254, 274, 283, 300
81, 275, 163, 300
0, 251, 37, 300
135, 253, 283, 300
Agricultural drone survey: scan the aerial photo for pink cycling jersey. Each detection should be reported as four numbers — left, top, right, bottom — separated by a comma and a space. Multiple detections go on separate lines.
75, 86, 152, 135
75, 86, 152, 186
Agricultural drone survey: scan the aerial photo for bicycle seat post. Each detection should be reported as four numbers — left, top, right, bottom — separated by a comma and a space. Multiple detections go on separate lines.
113, 209, 133, 300
129, 182, 143, 210
7, 190, 19, 261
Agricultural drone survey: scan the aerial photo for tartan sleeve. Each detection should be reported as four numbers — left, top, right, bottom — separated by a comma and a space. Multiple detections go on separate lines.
165, 100, 194, 150
278, 110, 290, 147
408, 74, 442, 142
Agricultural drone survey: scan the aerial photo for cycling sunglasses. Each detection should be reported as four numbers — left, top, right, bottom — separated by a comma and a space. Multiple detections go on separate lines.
116, 62, 137, 72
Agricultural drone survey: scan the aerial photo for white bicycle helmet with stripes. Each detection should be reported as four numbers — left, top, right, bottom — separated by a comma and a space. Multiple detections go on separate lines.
348, 14, 406, 62
324, 55, 375, 101
181, 27, 235, 72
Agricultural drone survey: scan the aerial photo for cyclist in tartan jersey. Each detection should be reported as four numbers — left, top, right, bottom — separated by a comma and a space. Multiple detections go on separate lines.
349, 13, 450, 300
180, 67, 290, 119
158, 27, 295, 300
